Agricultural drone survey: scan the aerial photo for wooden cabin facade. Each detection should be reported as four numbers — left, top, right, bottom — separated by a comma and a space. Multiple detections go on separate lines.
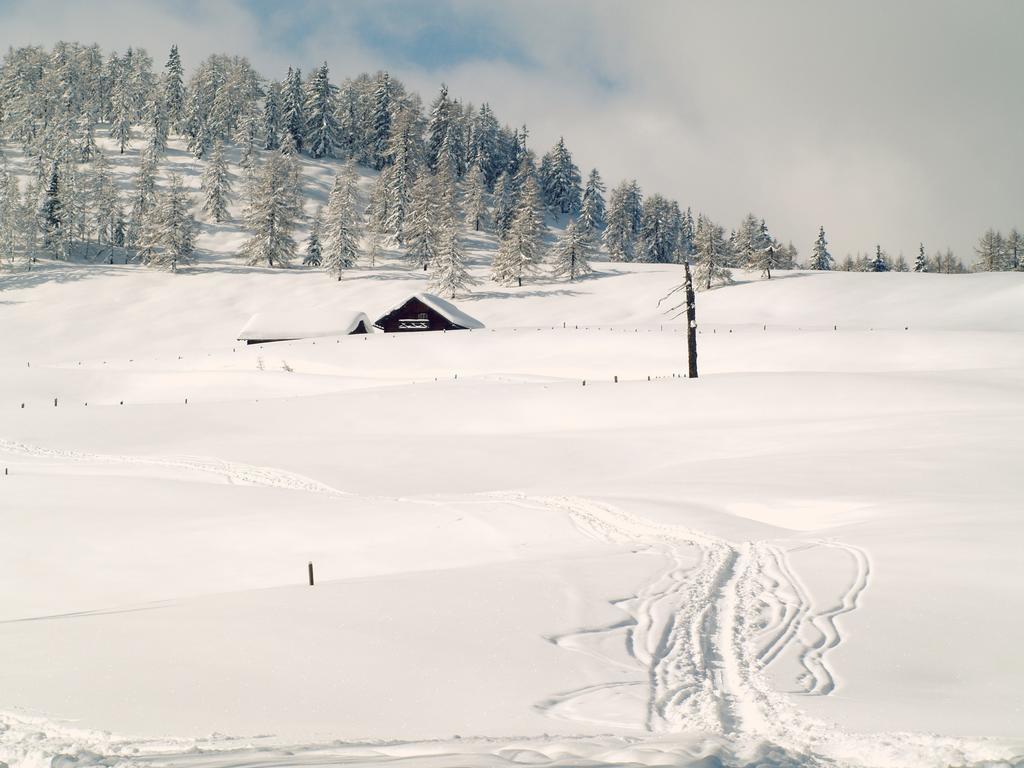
374, 294, 484, 333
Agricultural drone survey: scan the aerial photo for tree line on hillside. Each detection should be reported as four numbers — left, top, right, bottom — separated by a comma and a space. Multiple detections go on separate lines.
809, 230, 1021, 275
0, 43, 1019, 295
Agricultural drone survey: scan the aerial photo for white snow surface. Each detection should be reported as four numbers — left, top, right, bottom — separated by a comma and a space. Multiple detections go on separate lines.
238, 308, 373, 341
1, 137, 1024, 768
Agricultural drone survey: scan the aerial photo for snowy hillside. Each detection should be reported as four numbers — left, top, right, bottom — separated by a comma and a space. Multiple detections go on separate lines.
3, 59, 1024, 766
3, 170, 1024, 768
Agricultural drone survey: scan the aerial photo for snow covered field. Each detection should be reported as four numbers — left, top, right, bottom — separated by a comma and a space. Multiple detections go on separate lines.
2, 146, 1024, 767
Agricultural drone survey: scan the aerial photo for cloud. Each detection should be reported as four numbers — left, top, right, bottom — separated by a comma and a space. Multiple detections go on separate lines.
2, 0, 1021, 261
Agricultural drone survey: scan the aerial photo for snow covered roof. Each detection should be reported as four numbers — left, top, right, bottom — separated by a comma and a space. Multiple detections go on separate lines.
376, 293, 484, 330
238, 309, 373, 341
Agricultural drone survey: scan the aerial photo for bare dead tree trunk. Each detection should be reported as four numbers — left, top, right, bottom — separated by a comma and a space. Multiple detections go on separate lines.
685, 260, 698, 379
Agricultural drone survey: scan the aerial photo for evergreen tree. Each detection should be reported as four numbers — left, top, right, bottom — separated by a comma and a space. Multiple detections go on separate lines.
780, 241, 799, 270
336, 80, 362, 160
178, 53, 256, 160
550, 218, 593, 281
321, 163, 361, 279
380, 106, 423, 244
279, 131, 298, 156
750, 220, 780, 278
366, 172, 390, 246
914, 242, 928, 272
626, 181, 643, 235
809, 226, 833, 270
236, 105, 261, 172
430, 224, 474, 298
282, 67, 305, 154
492, 174, 544, 286
111, 205, 127, 250
893, 253, 909, 272
506, 125, 529, 178
0, 162, 19, 266
127, 149, 159, 251
731, 213, 761, 268
509, 148, 537, 204
404, 172, 438, 270
579, 169, 606, 235
118, 46, 155, 124
19, 178, 41, 267
492, 172, 515, 237
539, 137, 582, 214
436, 114, 466, 180
79, 123, 99, 162
693, 214, 733, 290
304, 63, 340, 159
538, 148, 555, 207
637, 194, 682, 263
870, 244, 890, 272
39, 164, 63, 258
470, 103, 501, 188
427, 84, 452, 172
240, 149, 302, 267
61, 161, 88, 256
89, 150, 120, 252
303, 206, 323, 266
263, 81, 283, 151
371, 72, 393, 170
139, 173, 195, 271
201, 142, 233, 223
604, 181, 637, 261
677, 208, 696, 259
464, 162, 488, 231
110, 75, 134, 153
164, 44, 185, 131
146, 85, 169, 155
429, 171, 474, 297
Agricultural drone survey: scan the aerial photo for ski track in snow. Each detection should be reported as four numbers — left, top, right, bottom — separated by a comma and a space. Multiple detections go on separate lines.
490, 493, 1021, 768
0, 438, 349, 497
0, 445, 1020, 767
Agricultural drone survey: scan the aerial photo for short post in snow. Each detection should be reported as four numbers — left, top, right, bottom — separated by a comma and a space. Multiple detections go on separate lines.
308, 561, 315, 586
684, 260, 699, 379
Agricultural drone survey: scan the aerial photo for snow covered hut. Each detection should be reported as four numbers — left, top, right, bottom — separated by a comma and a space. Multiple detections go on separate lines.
374, 293, 484, 333
237, 309, 372, 344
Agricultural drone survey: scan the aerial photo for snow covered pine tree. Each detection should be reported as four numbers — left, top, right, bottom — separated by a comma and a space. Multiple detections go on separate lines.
550, 218, 593, 281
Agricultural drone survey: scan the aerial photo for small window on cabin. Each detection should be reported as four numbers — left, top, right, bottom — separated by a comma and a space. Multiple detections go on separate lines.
418, 312, 428, 320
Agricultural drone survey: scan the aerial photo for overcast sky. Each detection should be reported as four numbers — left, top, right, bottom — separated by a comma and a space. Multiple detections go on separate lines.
2, 0, 1021, 261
